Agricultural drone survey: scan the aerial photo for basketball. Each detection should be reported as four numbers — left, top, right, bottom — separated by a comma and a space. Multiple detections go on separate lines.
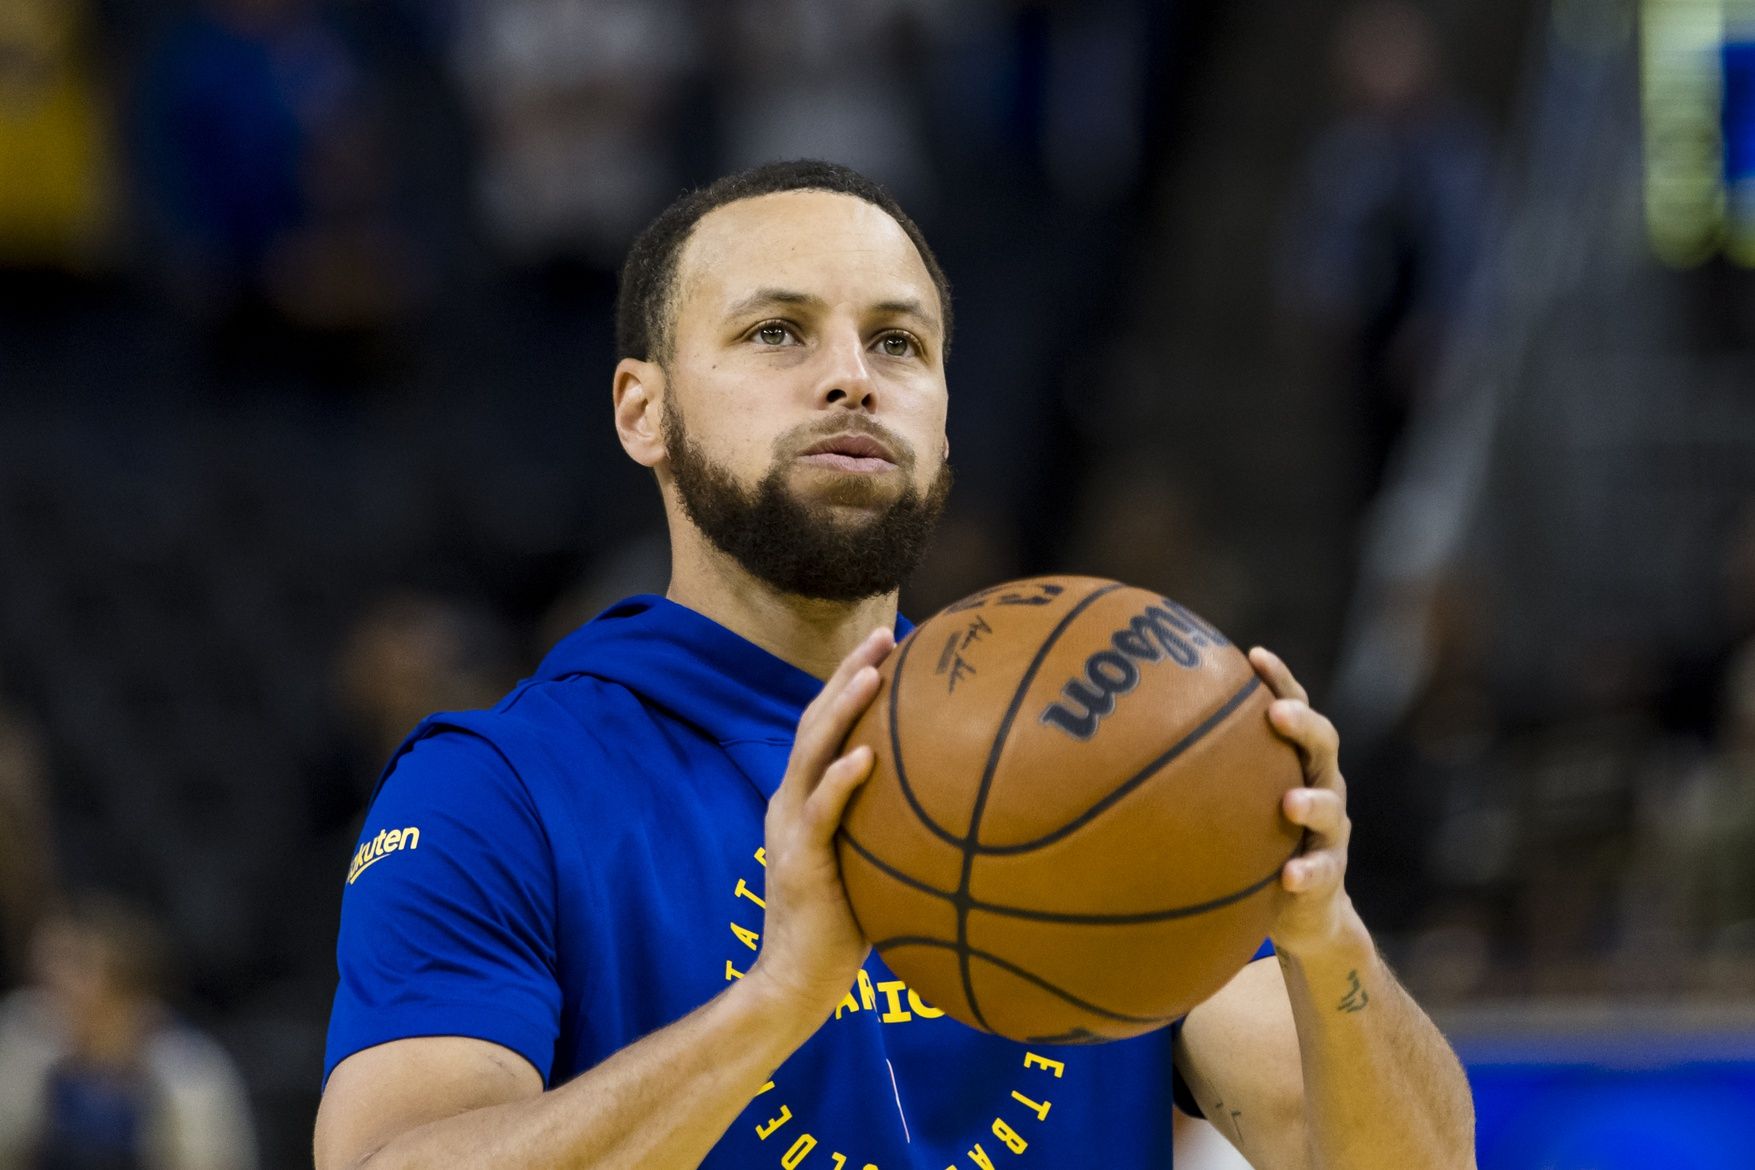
836, 575, 1306, 1045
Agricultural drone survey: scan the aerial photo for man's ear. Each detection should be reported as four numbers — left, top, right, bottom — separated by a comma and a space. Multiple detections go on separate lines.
614, 358, 667, 469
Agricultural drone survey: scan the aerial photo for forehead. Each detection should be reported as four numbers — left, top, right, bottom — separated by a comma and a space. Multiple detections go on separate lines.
674, 190, 939, 325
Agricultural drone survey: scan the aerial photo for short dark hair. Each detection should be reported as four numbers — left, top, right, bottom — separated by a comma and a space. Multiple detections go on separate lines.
615, 160, 953, 364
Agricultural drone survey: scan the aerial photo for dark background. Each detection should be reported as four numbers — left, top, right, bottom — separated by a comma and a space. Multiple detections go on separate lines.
4, 0, 1755, 1163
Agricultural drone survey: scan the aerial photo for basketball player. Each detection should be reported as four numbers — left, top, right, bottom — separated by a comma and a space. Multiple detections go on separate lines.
315, 161, 1476, 1170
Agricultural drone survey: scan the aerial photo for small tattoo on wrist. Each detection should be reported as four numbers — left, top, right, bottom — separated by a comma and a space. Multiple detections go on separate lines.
1338, 969, 1369, 1013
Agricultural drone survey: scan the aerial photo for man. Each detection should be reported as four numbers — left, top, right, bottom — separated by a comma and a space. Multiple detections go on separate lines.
0, 895, 258, 1170
315, 160, 1476, 1169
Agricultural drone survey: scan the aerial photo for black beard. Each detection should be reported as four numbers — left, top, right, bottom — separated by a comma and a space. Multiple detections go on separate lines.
663, 407, 952, 603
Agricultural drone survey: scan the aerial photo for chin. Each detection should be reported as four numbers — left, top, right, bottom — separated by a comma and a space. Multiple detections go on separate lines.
790, 477, 902, 512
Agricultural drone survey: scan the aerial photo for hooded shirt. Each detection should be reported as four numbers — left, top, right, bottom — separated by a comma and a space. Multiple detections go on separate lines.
326, 595, 1233, 1168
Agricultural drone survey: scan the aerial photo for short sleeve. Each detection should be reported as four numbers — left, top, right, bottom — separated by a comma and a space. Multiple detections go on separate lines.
1170, 937, 1277, 1118
323, 729, 561, 1086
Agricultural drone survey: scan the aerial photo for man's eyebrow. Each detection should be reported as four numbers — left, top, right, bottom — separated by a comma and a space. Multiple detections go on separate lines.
724, 289, 942, 335
873, 298, 942, 335
725, 288, 822, 319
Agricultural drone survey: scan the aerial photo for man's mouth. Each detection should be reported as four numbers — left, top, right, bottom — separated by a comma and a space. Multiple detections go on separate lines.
797, 433, 899, 474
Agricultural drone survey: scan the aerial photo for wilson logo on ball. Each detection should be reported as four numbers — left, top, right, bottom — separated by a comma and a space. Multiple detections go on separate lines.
1039, 601, 1229, 741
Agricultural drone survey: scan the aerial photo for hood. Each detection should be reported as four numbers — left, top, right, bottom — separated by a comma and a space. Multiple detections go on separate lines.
535, 595, 912, 797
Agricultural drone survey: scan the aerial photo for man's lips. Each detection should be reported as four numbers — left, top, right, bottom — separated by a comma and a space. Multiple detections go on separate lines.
796, 432, 900, 473
799, 452, 896, 473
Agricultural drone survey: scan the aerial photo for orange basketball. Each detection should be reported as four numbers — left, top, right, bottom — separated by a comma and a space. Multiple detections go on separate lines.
837, 575, 1305, 1044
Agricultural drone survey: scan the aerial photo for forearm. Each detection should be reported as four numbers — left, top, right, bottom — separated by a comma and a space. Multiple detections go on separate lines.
1278, 902, 1475, 1170
358, 977, 818, 1170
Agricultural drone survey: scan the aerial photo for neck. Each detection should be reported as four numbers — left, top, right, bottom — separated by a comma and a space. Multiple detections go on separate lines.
666, 532, 897, 681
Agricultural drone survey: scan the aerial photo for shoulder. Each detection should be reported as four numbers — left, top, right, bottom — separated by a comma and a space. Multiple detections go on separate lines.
348, 673, 648, 882
353, 670, 681, 894
372, 674, 633, 809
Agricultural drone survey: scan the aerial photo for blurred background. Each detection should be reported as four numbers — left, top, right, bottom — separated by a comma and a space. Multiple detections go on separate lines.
1, 0, 1752, 1165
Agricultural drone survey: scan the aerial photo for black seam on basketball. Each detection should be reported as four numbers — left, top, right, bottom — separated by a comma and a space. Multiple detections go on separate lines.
844, 828, 1294, 923
976, 855, 1289, 923
972, 675, 1266, 857
839, 829, 959, 901
967, 582, 1129, 849
886, 630, 970, 851
872, 935, 1171, 1026
954, 582, 1125, 1035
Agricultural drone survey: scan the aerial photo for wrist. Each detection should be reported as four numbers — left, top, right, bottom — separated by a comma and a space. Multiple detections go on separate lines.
727, 966, 838, 1054
1271, 894, 1372, 968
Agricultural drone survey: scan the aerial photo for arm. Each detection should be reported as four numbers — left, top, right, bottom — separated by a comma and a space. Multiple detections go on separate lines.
314, 627, 897, 1170
315, 980, 818, 1170
1173, 649, 1476, 1170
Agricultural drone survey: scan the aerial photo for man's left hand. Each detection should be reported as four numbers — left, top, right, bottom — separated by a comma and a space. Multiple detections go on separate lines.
1249, 646, 1356, 956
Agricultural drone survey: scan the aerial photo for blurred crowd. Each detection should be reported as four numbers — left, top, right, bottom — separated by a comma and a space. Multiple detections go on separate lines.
2, 0, 1754, 1162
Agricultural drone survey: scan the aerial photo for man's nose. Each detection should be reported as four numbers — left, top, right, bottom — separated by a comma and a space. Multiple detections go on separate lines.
816, 329, 877, 410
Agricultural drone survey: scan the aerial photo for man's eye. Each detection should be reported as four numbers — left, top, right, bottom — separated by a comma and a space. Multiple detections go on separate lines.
879, 334, 915, 358
756, 324, 790, 345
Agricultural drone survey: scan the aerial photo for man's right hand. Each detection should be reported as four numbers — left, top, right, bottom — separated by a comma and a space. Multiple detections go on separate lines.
745, 626, 896, 1027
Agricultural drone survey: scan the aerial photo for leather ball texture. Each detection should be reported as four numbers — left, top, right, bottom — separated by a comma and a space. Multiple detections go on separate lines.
837, 575, 1305, 1045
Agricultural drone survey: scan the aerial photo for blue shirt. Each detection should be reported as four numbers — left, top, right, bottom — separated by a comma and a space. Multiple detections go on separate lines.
326, 596, 1257, 1168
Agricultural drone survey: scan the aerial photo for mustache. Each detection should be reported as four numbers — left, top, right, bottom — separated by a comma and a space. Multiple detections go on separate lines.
777, 415, 917, 471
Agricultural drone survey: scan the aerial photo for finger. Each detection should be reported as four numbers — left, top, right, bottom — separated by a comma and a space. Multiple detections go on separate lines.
801, 627, 895, 727
783, 629, 893, 800
1282, 848, 1345, 895
795, 626, 892, 736
838, 624, 896, 676
1249, 646, 1310, 704
1268, 699, 1341, 776
799, 745, 876, 845
782, 664, 883, 804
1282, 788, 1350, 844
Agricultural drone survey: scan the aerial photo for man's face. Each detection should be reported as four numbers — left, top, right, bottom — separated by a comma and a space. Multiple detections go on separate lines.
656, 190, 952, 601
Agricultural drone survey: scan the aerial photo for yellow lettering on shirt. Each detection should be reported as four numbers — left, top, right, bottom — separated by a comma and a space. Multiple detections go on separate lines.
756, 1106, 792, 1140
1010, 1091, 1051, 1122
876, 981, 912, 1024
781, 1134, 817, 1168
346, 826, 422, 884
